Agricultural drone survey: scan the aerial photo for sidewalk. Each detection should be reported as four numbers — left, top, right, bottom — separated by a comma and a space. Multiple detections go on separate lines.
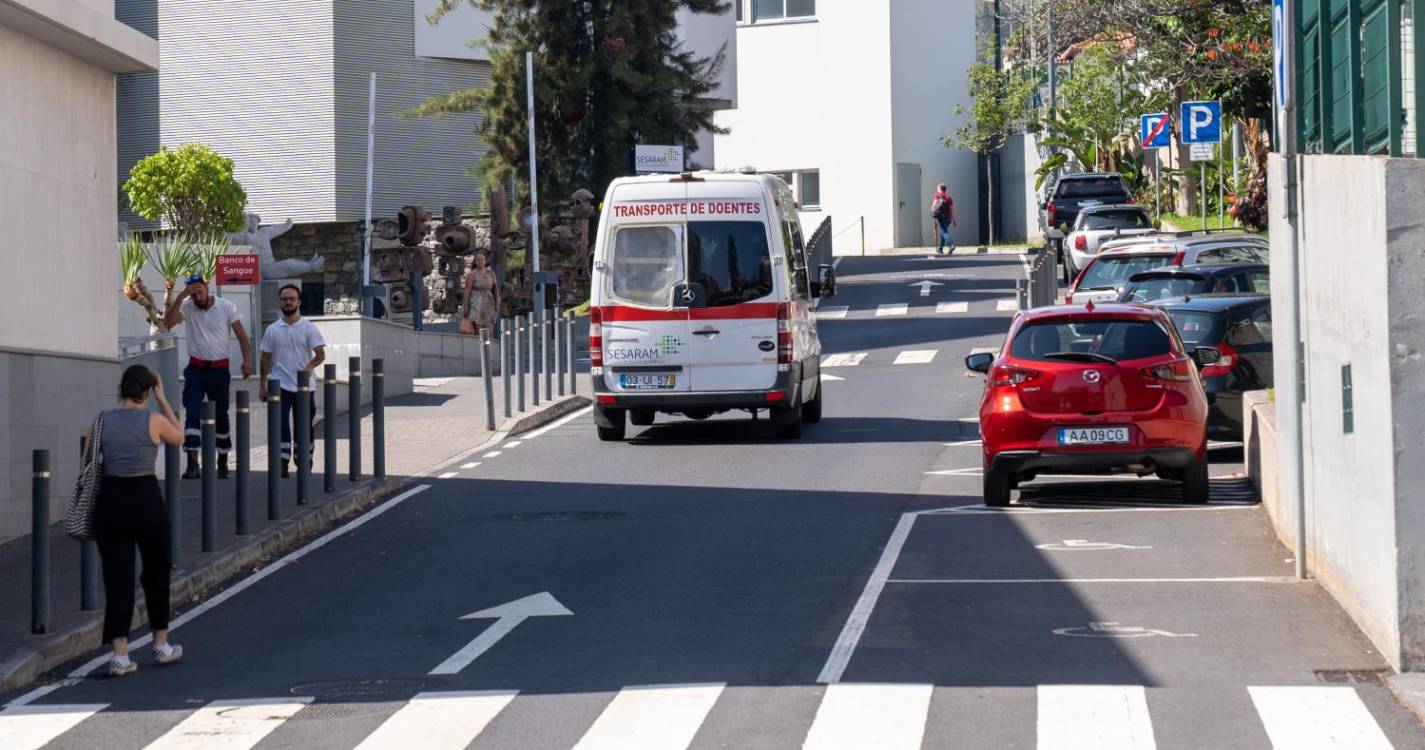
0, 366, 590, 692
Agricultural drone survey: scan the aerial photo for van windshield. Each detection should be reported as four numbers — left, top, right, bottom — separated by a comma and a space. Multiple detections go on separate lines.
610, 225, 683, 307
688, 221, 774, 307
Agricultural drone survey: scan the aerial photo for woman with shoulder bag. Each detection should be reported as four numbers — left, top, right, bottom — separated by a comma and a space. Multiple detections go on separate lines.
95, 365, 185, 676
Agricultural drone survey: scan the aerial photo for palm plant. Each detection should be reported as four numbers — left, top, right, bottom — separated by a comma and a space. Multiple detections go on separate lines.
120, 233, 165, 330
147, 234, 199, 310
192, 233, 231, 285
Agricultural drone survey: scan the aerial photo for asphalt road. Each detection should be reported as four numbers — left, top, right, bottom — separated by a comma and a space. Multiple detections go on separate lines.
5, 252, 1424, 749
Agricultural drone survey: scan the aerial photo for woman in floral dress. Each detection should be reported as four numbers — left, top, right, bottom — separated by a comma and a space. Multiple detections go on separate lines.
459, 251, 499, 335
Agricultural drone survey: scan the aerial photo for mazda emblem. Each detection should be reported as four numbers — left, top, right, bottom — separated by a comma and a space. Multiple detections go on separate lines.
1082, 370, 1101, 384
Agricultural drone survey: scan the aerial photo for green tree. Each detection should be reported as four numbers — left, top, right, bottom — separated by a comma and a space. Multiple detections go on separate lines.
124, 143, 247, 236
946, 57, 1036, 245
412, 0, 727, 243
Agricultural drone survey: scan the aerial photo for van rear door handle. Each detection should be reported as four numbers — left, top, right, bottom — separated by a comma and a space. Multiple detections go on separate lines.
693, 327, 719, 336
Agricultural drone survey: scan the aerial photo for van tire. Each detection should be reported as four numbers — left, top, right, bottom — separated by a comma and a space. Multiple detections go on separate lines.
1182, 455, 1210, 504
983, 464, 1012, 508
630, 410, 655, 427
802, 383, 823, 424
772, 404, 803, 439
594, 406, 626, 442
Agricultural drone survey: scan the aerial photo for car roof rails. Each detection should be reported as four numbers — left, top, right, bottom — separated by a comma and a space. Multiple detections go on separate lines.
1165, 228, 1256, 238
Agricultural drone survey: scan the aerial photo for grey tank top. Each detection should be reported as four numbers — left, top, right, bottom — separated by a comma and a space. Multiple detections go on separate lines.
100, 409, 158, 477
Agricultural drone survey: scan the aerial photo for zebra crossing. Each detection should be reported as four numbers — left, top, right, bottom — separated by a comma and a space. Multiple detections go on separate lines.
816, 297, 1019, 320
825, 348, 983, 367
1, 684, 1399, 749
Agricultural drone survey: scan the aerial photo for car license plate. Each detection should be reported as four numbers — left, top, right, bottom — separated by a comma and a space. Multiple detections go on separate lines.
1058, 426, 1130, 445
620, 373, 675, 390
1079, 199, 1102, 207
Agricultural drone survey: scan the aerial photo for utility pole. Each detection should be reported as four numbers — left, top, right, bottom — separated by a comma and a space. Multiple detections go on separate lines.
1046, 0, 1055, 114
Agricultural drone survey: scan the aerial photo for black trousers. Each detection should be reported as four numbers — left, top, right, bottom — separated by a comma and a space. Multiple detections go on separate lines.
182, 364, 232, 456
94, 475, 172, 644
278, 388, 315, 466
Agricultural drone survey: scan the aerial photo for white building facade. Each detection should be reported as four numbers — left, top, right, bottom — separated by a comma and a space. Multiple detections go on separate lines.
713, 0, 980, 252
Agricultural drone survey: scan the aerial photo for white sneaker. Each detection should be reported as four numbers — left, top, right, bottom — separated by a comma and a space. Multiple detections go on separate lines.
154, 643, 184, 665
108, 658, 137, 677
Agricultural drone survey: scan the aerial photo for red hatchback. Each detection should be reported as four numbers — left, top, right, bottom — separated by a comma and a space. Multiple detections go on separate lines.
965, 303, 1218, 507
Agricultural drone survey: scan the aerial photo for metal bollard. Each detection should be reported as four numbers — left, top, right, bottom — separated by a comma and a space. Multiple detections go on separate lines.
296, 369, 311, 505
556, 309, 565, 397
201, 401, 216, 552
372, 359, 386, 478
544, 308, 554, 401
323, 364, 337, 493
349, 357, 362, 482
501, 319, 512, 419
515, 315, 526, 412
165, 442, 180, 563
266, 378, 281, 520
530, 314, 541, 407
568, 314, 577, 396
235, 390, 250, 535
481, 330, 496, 430
31, 449, 49, 634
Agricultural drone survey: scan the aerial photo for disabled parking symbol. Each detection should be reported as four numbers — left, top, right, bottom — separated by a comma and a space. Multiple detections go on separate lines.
1035, 539, 1152, 551
1052, 622, 1198, 638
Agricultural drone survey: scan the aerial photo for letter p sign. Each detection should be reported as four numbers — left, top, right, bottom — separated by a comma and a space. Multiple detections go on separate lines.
1180, 100, 1222, 144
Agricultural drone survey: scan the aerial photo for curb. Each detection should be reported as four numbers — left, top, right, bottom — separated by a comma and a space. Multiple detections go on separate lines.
0, 393, 590, 695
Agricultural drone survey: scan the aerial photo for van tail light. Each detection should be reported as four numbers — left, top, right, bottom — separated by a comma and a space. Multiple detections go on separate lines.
1200, 342, 1239, 378
991, 365, 1040, 387
1075, 234, 1087, 251
1143, 360, 1193, 382
777, 303, 793, 364
589, 307, 604, 368
1172, 251, 1186, 265
1046, 202, 1057, 225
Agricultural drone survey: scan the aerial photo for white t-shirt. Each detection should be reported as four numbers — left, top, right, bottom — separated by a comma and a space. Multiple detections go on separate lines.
260, 317, 325, 392
181, 297, 242, 361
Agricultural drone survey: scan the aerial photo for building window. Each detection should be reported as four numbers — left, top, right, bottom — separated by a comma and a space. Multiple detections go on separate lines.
735, 0, 743, 22
798, 170, 821, 208
753, 0, 815, 22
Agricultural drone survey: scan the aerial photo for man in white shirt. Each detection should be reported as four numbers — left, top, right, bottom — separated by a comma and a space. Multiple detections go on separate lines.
259, 284, 326, 477
163, 272, 253, 479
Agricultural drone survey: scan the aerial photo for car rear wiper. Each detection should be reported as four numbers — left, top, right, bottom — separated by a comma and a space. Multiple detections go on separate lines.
1043, 351, 1118, 364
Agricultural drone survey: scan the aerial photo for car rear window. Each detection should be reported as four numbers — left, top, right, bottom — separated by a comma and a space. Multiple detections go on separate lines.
1083, 211, 1151, 230
1165, 310, 1226, 346
609, 225, 684, 307
1055, 177, 1129, 199
1011, 319, 1173, 362
688, 221, 775, 307
1078, 254, 1174, 290
1122, 276, 1201, 303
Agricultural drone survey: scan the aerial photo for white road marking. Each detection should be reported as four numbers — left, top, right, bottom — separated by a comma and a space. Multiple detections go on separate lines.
429, 592, 574, 676
1035, 540, 1152, 551
572, 683, 725, 750
817, 512, 919, 684
145, 698, 313, 750
997, 299, 1021, 311
969, 347, 998, 356
438, 472, 458, 479
817, 306, 849, 319
354, 691, 518, 750
927, 504, 1257, 516
887, 576, 1298, 584
1052, 623, 1197, 638
943, 439, 982, 446
483, 451, 503, 458
820, 373, 846, 382
802, 683, 933, 750
1037, 685, 1157, 750
822, 352, 868, 368
0, 704, 107, 750
893, 350, 938, 365
461, 462, 482, 469
936, 301, 969, 314
1249, 686, 1394, 749
504, 440, 523, 448
909, 280, 943, 297
522, 405, 594, 440
876, 303, 908, 317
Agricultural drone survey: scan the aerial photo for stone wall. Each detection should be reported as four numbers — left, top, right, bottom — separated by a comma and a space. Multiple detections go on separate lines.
270, 221, 364, 315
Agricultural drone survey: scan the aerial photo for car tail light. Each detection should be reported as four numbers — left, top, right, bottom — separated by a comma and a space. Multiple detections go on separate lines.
1126, 197, 1136, 205
1172, 251, 1186, 265
1201, 342, 1239, 378
765, 391, 787, 402
991, 365, 1040, 387
1075, 235, 1087, 251
1046, 202, 1057, 225
1143, 360, 1193, 382
777, 303, 793, 364
590, 307, 604, 368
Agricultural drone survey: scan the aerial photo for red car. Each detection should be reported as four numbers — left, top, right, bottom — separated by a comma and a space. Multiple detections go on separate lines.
964, 302, 1219, 507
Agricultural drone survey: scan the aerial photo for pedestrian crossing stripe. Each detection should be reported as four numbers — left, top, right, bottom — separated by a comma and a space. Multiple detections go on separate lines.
893, 350, 938, 365
875, 303, 908, 317
3, 685, 1403, 750
937, 301, 969, 314
822, 352, 868, 367
816, 306, 849, 319
997, 299, 1021, 311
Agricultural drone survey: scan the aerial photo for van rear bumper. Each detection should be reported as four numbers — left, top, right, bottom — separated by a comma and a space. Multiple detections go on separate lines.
593, 365, 802, 411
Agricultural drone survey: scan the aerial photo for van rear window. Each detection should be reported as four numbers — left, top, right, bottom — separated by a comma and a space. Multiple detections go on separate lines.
689, 221, 774, 307
610, 226, 683, 307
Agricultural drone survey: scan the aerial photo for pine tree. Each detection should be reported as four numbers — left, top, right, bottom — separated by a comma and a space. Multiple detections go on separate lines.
413, 0, 728, 231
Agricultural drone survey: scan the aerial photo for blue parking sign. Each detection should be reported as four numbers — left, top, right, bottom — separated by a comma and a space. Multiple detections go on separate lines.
1180, 100, 1222, 144
1140, 113, 1171, 148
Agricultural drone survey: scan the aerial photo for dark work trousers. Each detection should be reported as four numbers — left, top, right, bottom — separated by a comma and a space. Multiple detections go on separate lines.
94, 475, 172, 644
278, 388, 315, 468
182, 364, 232, 457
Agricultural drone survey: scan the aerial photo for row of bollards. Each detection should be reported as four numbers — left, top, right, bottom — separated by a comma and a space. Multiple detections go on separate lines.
29, 358, 389, 634
491, 311, 580, 424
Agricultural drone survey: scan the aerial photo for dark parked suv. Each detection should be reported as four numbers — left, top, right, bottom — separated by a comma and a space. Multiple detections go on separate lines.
1152, 294, 1274, 439
1040, 173, 1134, 261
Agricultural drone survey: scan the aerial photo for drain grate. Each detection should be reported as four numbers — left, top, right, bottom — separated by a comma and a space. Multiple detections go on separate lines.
1315, 669, 1388, 684
290, 678, 426, 699
503, 510, 626, 522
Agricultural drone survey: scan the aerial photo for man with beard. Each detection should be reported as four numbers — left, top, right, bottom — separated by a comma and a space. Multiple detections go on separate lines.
259, 284, 326, 477
164, 272, 253, 479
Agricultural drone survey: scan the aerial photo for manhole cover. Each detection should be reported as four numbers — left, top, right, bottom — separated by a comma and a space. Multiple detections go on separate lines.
504, 510, 625, 522
290, 678, 426, 698
1315, 669, 1387, 684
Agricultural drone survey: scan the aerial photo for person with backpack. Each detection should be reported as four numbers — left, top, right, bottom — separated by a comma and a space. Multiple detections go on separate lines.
930, 183, 957, 254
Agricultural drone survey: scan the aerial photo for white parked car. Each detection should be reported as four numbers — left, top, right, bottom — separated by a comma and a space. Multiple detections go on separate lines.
1066, 230, 1270, 305
1063, 205, 1156, 281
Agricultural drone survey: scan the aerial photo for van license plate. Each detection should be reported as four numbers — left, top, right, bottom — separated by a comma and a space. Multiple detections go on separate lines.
1058, 426, 1130, 445
620, 373, 676, 390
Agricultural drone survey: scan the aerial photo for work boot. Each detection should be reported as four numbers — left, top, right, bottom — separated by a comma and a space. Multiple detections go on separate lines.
182, 453, 200, 479
217, 455, 230, 479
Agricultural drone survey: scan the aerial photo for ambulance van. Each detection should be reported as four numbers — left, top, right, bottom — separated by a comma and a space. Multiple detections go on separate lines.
588, 172, 835, 440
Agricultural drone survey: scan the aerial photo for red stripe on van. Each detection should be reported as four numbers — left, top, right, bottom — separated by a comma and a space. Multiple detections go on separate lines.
599, 303, 780, 321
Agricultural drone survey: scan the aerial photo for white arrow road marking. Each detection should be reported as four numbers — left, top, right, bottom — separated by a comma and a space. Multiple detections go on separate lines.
146, 698, 313, 750
997, 299, 1021, 311
573, 683, 725, 750
1249, 687, 1394, 750
429, 592, 573, 675
803, 683, 933, 750
823, 352, 867, 367
909, 280, 944, 297
893, 350, 938, 365
354, 691, 518, 750
817, 306, 849, 319
0, 704, 107, 750
1037, 685, 1157, 750
820, 373, 846, 382
936, 301, 969, 314
876, 303, 908, 317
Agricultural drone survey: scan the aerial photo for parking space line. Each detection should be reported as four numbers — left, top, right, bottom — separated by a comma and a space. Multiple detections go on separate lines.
817, 512, 920, 684
886, 576, 1299, 584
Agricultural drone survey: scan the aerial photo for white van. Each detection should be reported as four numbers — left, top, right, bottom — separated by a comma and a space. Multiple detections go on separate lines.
588, 172, 835, 440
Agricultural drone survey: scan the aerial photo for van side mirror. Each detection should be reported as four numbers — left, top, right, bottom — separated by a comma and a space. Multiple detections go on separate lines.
1192, 346, 1222, 368
965, 352, 995, 374
818, 264, 837, 298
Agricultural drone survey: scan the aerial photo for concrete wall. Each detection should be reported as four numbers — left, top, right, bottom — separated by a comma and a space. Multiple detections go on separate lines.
1243, 391, 1286, 549
309, 316, 488, 397
999, 132, 1046, 244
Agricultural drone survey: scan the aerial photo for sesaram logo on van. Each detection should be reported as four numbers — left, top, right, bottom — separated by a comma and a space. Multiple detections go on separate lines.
606, 335, 685, 364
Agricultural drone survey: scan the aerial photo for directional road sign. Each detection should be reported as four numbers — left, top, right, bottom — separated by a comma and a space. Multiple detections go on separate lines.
1273, 0, 1289, 110
1140, 113, 1171, 148
1181, 100, 1223, 144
